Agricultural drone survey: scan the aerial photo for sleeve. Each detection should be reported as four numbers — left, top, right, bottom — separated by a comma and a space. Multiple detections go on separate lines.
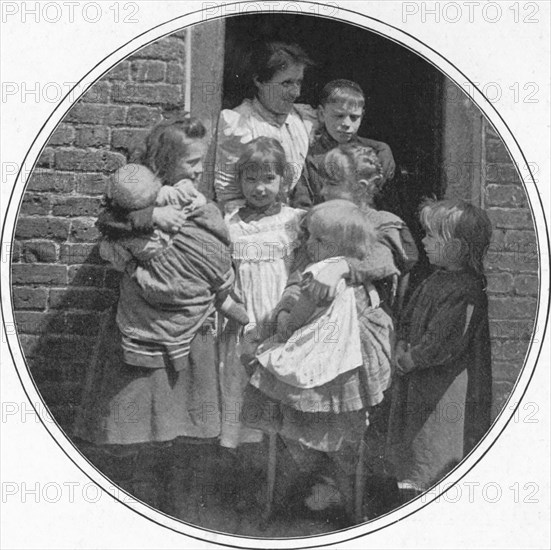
96, 201, 155, 238
345, 242, 400, 285
127, 206, 155, 233
98, 238, 133, 272
360, 138, 395, 180
272, 269, 304, 318
378, 223, 419, 274
293, 103, 320, 142
290, 160, 314, 209
409, 290, 481, 370
284, 290, 319, 336
213, 109, 250, 207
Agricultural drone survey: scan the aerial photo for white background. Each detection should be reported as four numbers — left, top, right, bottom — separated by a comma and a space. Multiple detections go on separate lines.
1, 1, 550, 548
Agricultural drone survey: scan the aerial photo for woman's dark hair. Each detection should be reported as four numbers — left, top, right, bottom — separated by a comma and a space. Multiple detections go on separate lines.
249, 40, 314, 84
133, 112, 206, 185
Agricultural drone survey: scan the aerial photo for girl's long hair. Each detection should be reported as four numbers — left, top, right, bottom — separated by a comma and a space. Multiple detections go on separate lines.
133, 112, 206, 185
420, 198, 492, 277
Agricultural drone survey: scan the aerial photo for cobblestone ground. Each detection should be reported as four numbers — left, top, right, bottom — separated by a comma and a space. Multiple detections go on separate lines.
76, 435, 399, 538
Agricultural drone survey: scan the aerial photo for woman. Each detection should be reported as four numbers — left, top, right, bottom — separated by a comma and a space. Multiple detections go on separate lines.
210, 40, 317, 211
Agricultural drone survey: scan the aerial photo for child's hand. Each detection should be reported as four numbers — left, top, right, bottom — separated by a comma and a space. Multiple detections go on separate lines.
394, 342, 415, 376
156, 186, 181, 207
276, 311, 291, 341
305, 258, 349, 303
152, 205, 187, 233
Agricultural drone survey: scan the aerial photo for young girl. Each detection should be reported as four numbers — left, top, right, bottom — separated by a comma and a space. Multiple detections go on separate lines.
242, 200, 394, 524
386, 199, 493, 497
322, 143, 418, 313
74, 115, 234, 511
219, 136, 306, 448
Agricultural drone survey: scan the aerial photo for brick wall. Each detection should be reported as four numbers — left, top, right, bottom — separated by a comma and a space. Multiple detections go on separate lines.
482, 121, 539, 416
11, 32, 188, 431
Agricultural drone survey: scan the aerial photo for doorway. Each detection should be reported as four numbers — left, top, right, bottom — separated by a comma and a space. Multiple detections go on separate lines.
222, 14, 446, 287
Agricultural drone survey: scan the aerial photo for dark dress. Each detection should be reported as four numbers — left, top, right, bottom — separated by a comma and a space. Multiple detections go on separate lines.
386, 269, 492, 490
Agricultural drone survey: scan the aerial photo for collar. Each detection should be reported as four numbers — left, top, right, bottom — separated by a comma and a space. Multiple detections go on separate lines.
252, 97, 293, 128
316, 126, 362, 149
238, 201, 283, 223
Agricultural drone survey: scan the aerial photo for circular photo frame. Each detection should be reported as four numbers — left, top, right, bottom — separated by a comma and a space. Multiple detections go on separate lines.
2, 2, 549, 549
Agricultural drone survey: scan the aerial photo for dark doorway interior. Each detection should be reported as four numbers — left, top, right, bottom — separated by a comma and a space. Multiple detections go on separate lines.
223, 14, 445, 288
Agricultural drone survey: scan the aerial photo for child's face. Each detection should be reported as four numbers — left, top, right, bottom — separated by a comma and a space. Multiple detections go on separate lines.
319, 101, 363, 144
240, 163, 282, 210
167, 138, 206, 185
422, 231, 463, 269
306, 225, 337, 263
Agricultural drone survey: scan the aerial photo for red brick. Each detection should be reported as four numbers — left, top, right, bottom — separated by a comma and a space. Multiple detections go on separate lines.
68, 265, 105, 287
492, 361, 523, 384
15, 311, 65, 335
485, 138, 513, 163
112, 82, 181, 105
133, 37, 186, 61
17, 334, 40, 357
131, 60, 166, 82
105, 268, 123, 289
26, 171, 75, 193
21, 240, 58, 263
52, 197, 102, 217
492, 229, 537, 249
69, 219, 100, 242
486, 184, 527, 207
75, 126, 110, 148
489, 319, 535, 340
486, 272, 513, 293
166, 62, 184, 84
55, 149, 125, 172
485, 250, 538, 273
488, 296, 537, 319
514, 274, 539, 296
65, 312, 101, 335
80, 81, 111, 103
126, 105, 161, 127
35, 336, 95, 363
75, 173, 109, 195
60, 243, 102, 265
12, 264, 67, 285
37, 148, 54, 168
105, 61, 131, 81
492, 340, 530, 362
20, 194, 51, 215
491, 380, 514, 419
111, 128, 149, 154
48, 124, 75, 146
49, 288, 116, 310
15, 217, 70, 240
66, 103, 126, 125
484, 163, 522, 184
487, 208, 534, 230
12, 287, 48, 310
11, 241, 21, 262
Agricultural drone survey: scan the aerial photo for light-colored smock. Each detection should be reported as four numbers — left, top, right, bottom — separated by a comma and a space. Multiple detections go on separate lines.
213, 98, 317, 209
219, 205, 306, 448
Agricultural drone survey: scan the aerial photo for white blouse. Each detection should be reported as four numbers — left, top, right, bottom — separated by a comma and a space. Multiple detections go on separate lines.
213, 98, 318, 208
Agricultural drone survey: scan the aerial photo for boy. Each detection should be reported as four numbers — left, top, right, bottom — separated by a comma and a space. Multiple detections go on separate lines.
290, 79, 395, 209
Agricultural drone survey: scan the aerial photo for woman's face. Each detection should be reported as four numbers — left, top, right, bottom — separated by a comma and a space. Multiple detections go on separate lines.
254, 62, 305, 115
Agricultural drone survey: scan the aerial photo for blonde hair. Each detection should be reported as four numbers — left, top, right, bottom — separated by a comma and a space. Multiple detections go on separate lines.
324, 143, 383, 205
308, 199, 377, 260
420, 198, 492, 275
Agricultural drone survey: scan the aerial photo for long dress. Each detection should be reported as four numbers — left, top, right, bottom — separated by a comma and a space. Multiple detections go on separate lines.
219, 204, 305, 448
386, 269, 492, 490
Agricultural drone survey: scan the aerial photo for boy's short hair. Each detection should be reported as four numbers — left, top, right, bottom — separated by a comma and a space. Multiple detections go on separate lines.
319, 79, 365, 110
